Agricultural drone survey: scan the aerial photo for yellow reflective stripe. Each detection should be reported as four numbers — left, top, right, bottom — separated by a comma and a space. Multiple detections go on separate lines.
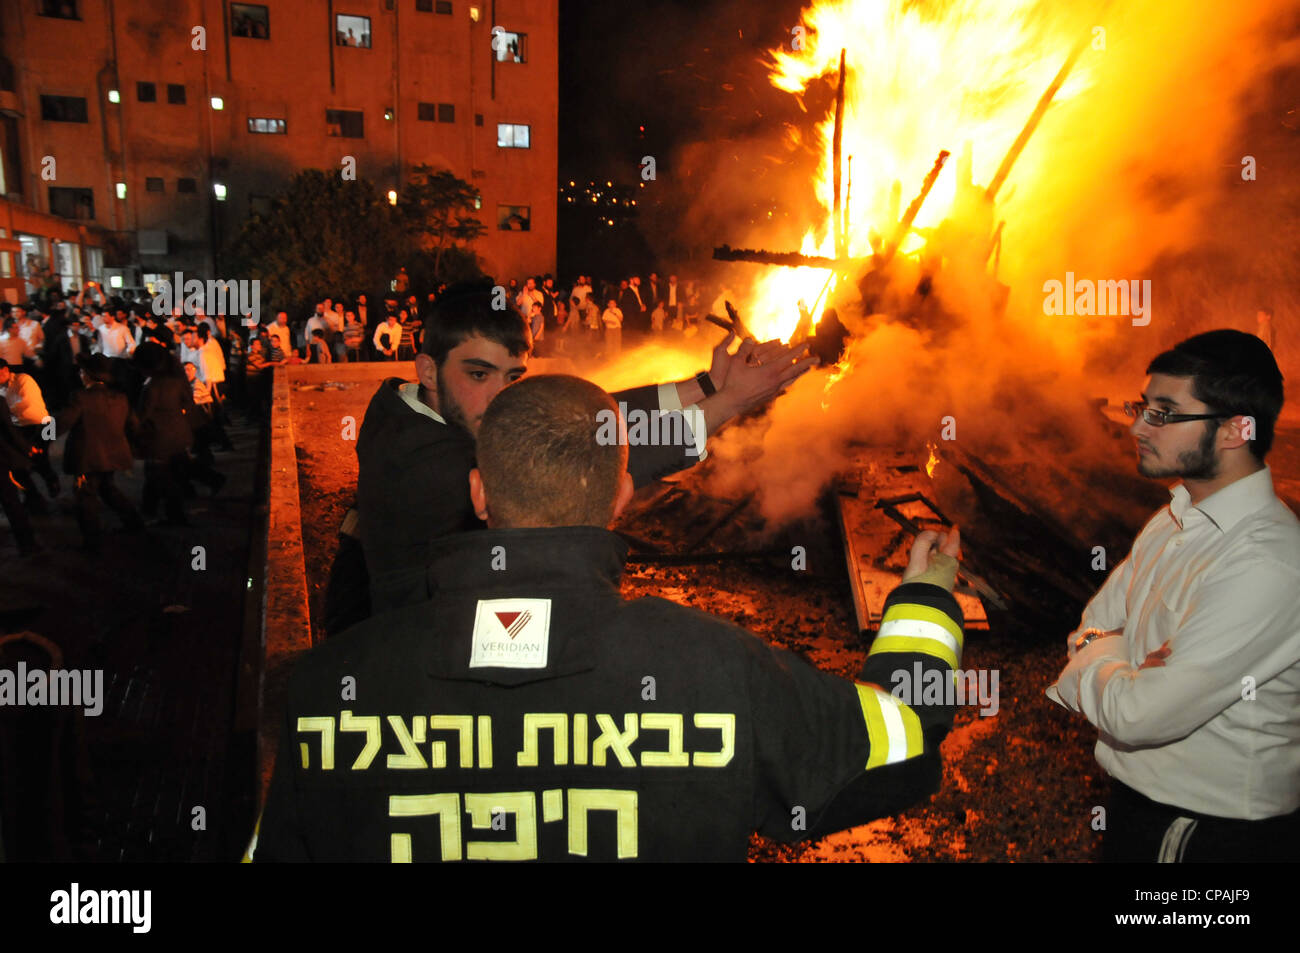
881, 602, 963, 650
856, 682, 925, 770
870, 634, 959, 670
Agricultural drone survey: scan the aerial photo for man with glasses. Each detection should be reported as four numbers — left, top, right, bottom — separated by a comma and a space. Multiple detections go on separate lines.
1048, 329, 1299, 862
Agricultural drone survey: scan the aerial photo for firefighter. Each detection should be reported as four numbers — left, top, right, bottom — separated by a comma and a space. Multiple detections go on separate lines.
252, 374, 965, 862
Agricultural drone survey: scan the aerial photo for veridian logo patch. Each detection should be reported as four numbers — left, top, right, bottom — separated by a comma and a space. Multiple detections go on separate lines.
471, 599, 551, 669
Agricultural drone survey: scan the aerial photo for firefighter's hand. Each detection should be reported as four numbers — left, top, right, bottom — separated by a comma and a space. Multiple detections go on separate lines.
902, 527, 962, 591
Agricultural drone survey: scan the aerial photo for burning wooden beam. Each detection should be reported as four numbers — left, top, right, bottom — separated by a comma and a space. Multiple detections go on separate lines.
711, 244, 864, 270
833, 48, 847, 261
985, 31, 1092, 201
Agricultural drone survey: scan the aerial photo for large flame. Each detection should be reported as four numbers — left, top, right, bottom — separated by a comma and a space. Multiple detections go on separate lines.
736, 0, 1096, 342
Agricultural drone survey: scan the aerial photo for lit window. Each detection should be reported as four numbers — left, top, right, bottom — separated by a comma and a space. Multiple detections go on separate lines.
247, 117, 287, 134
496, 123, 529, 148
230, 3, 270, 39
107, 89, 120, 104
498, 205, 530, 231
336, 14, 371, 48
210, 96, 224, 110
115, 182, 126, 199
213, 182, 228, 201
492, 29, 526, 63
387, 190, 398, 205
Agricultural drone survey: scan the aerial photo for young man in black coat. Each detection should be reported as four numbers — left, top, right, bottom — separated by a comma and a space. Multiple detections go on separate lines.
56, 355, 145, 551
324, 283, 816, 634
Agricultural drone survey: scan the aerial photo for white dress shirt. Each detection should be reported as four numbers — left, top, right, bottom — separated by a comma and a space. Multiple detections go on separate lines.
180, 343, 208, 381
2, 372, 50, 426
97, 322, 135, 358
1048, 467, 1300, 819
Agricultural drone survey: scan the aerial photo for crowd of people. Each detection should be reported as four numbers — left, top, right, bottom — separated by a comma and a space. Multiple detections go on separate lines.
0, 266, 718, 559
0, 284, 240, 555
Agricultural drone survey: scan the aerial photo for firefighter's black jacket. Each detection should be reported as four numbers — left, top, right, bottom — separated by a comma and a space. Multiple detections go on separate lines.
256, 526, 965, 862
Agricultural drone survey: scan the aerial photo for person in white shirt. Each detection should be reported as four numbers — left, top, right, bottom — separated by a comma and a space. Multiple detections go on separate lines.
305, 308, 331, 349
15, 309, 44, 357
601, 299, 623, 357
373, 315, 401, 360
96, 311, 135, 358
1048, 330, 1300, 862
179, 327, 208, 381
266, 312, 293, 359
0, 317, 35, 367
515, 277, 543, 320
0, 360, 60, 497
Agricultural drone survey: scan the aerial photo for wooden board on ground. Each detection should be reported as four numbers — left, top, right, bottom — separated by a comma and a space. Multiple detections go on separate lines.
834, 445, 989, 635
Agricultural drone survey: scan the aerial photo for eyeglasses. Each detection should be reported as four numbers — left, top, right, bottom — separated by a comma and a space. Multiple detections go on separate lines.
1123, 400, 1229, 427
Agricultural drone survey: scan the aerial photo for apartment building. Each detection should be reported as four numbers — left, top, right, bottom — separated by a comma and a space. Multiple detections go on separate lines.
0, 0, 557, 299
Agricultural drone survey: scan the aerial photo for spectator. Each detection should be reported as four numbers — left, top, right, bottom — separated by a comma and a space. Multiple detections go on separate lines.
0, 317, 36, 368
342, 312, 365, 363
373, 314, 401, 361
0, 409, 38, 554
0, 360, 59, 502
56, 354, 145, 553
602, 299, 623, 357
96, 310, 135, 359
309, 329, 333, 364
266, 311, 293, 358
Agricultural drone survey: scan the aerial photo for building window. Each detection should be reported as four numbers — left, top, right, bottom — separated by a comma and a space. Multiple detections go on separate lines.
492, 29, 526, 63
137, 82, 156, 103
498, 205, 530, 231
39, 95, 88, 123
438, 103, 455, 123
417, 102, 436, 122
437, 0, 454, 12
497, 123, 530, 148
231, 3, 269, 39
475, 113, 483, 126
145, 177, 164, 192
415, 0, 432, 9
38, 1, 80, 19
49, 187, 94, 220
167, 84, 186, 105
336, 14, 371, 48
248, 117, 287, 134
326, 109, 364, 138
177, 177, 197, 193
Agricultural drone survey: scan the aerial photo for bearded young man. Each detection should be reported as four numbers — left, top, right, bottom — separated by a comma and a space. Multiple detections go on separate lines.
1048, 329, 1300, 862
325, 282, 816, 633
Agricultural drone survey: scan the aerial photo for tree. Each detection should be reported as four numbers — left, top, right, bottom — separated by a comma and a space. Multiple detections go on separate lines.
226, 169, 407, 314
399, 165, 486, 281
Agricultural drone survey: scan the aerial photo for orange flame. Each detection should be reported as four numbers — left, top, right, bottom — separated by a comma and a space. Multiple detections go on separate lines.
734, 0, 1094, 342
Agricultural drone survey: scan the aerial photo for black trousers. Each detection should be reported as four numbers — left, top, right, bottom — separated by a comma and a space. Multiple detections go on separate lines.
74, 471, 144, 545
0, 469, 36, 552
1104, 779, 1300, 863
19, 425, 60, 495
143, 455, 190, 522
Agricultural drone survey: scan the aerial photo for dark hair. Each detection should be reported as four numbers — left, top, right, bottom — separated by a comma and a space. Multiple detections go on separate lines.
1146, 329, 1284, 460
420, 280, 531, 366
476, 375, 626, 528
